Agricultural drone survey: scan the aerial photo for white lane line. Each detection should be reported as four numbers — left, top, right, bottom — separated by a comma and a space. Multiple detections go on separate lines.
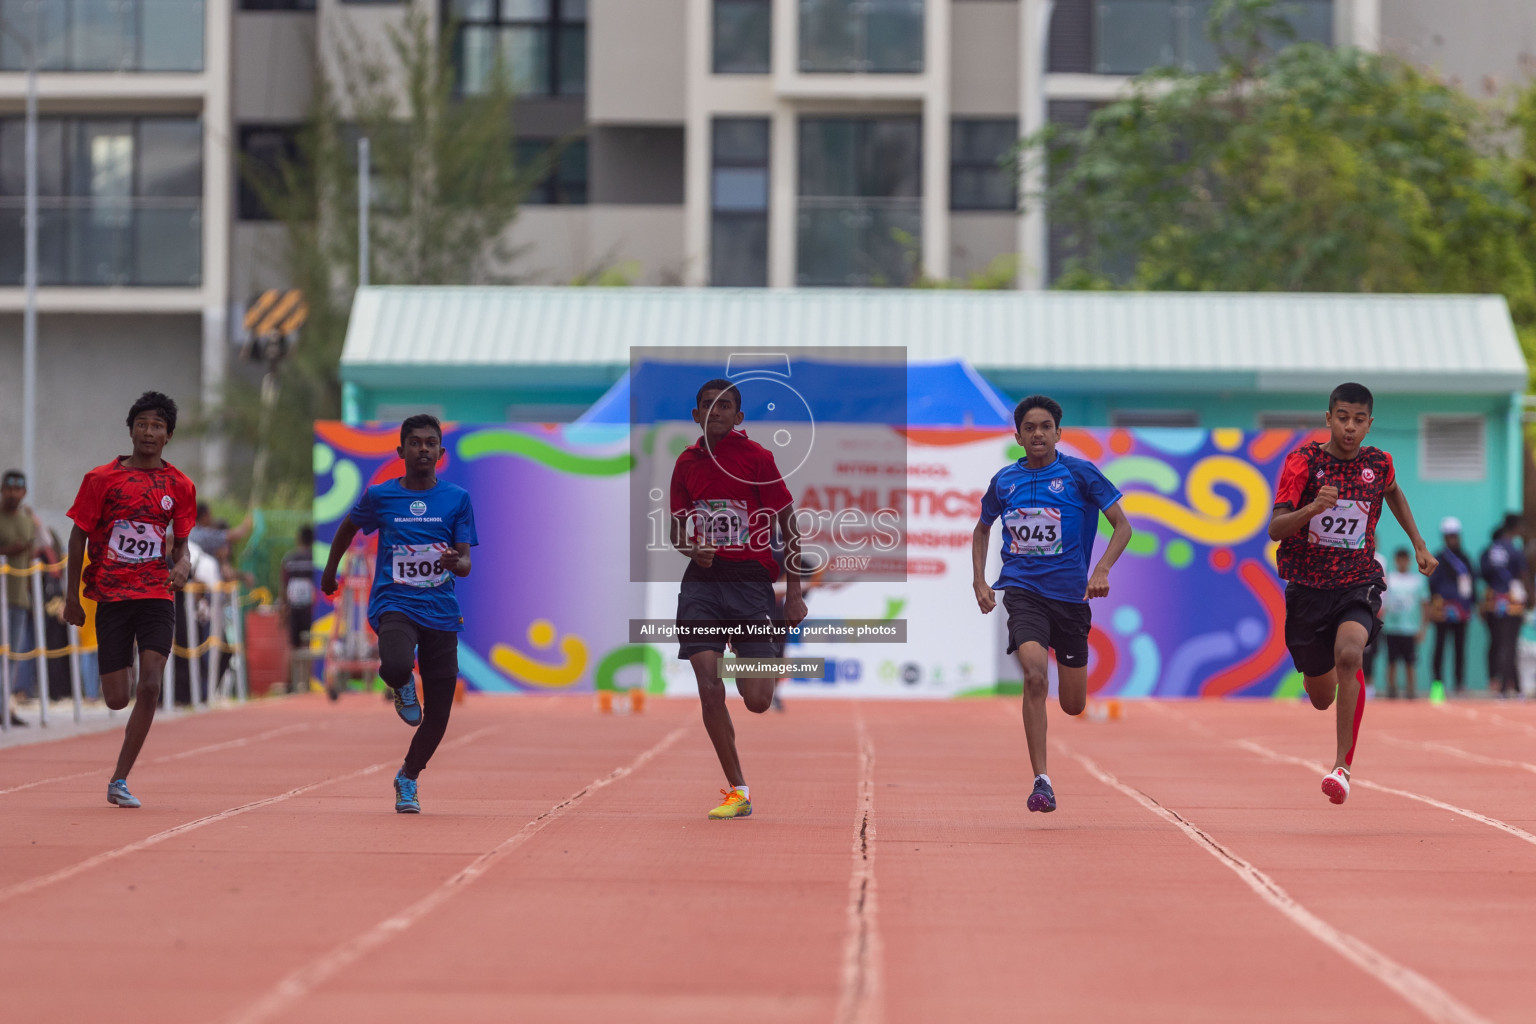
1432, 703, 1536, 739
0, 726, 499, 907
1069, 748, 1491, 1024
0, 723, 314, 797
1379, 734, 1536, 778
835, 715, 883, 1024
222, 726, 689, 1024
1236, 740, 1536, 850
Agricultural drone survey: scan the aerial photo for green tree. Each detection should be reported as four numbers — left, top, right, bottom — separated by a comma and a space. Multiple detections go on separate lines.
213, 10, 552, 505
1025, 0, 1536, 320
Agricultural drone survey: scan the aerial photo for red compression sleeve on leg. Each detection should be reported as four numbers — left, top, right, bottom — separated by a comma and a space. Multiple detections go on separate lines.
1344, 669, 1366, 768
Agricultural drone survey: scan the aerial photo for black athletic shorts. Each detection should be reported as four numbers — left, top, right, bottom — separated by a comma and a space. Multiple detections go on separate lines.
1003, 587, 1091, 668
287, 606, 313, 650
1385, 633, 1417, 665
1283, 581, 1383, 678
376, 611, 459, 679
675, 563, 783, 660
96, 598, 176, 676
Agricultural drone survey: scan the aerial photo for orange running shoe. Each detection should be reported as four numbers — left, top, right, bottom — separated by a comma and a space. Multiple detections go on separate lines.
708, 787, 752, 819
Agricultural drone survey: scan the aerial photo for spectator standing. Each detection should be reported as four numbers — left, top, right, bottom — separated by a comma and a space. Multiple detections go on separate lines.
0, 469, 37, 720
280, 525, 316, 694
1380, 547, 1429, 699
1428, 516, 1475, 694
1480, 513, 1527, 697
187, 504, 252, 582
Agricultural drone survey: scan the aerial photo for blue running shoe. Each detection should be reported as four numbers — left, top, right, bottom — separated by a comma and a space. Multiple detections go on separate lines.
394, 772, 420, 813
393, 680, 422, 727
107, 779, 141, 808
1027, 775, 1056, 813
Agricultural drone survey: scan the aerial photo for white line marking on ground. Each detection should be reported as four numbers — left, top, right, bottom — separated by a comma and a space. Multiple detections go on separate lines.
222, 726, 688, 1024
0, 723, 313, 797
1432, 703, 1536, 739
1379, 734, 1536, 777
836, 715, 882, 1024
0, 726, 499, 906
1236, 740, 1536, 849
1069, 748, 1492, 1024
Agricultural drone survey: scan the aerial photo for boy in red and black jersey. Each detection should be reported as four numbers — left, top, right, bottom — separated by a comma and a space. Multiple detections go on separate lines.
669, 378, 806, 820
63, 391, 196, 810
1269, 382, 1436, 806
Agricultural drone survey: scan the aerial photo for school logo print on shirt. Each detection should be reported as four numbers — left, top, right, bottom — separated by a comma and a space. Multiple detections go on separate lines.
161, 495, 173, 510
410, 500, 427, 516
1049, 479, 1066, 494
1361, 467, 1376, 483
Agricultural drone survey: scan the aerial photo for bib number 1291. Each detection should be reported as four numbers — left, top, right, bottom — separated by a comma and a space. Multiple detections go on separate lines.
108, 520, 165, 563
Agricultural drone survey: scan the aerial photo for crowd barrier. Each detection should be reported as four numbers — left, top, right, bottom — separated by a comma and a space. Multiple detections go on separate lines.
0, 558, 250, 733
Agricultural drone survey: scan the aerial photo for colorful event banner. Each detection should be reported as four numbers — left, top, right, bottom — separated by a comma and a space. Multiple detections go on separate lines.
314, 422, 1321, 699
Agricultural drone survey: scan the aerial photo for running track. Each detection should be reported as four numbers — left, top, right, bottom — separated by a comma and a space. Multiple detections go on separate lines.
2, 695, 1533, 1023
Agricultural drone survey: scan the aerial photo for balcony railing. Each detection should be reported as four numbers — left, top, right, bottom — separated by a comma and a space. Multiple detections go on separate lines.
0, 0, 205, 73
798, 0, 923, 74
0, 198, 201, 286
1095, 0, 1331, 75
796, 197, 920, 286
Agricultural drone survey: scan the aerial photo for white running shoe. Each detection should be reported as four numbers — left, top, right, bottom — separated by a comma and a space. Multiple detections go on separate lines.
1321, 767, 1350, 805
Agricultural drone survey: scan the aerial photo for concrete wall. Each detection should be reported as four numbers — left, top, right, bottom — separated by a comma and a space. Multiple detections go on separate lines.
589, 0, 687, 123
1381, 0, 1536, 95
949, 212, 1018, 280
952, 0, 1021, 115
0, 314, 204, 528
504, 206, 688, 284
233, 11, 317, 123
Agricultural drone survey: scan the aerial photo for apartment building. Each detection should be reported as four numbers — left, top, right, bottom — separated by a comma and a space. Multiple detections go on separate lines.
3, 0, 1535, 515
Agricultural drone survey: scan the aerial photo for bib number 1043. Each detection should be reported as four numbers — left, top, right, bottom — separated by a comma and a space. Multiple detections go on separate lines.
391, 544, 450, 588
1003, 507, 1063, 556
1309, 500, 1369, 550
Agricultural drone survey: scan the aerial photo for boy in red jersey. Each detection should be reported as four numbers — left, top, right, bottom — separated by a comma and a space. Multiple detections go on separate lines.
670, 379, 806, 819
63, 392, 196, 809
1268, 383, 1436, 805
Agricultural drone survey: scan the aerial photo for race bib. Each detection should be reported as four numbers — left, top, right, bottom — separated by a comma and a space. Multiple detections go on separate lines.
391, 544, 450, 588
693, 499, 749, 547
286, 576, 315, 606
1003, 507, 1063, 556
107, 520, 165, 563
1308, 500, 1369, 549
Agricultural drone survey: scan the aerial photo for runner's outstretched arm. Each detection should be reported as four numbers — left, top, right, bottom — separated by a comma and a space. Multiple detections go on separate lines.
971, 521, 995, 614
440, 543, 473, 578
168, 534, 191, 590
1086, 503, 1134, 599
319, 517, 361, 596
1384, 483, 1438, 577
62, 525, 87, 627
1269, 486, 1337, 541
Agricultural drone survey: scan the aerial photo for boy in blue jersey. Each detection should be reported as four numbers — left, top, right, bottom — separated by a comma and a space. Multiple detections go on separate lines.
320, 414, 478, 814
972, 395, 1133, 813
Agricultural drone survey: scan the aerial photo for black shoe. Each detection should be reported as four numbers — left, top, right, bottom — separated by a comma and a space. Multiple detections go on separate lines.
1027, 776, 1056, 812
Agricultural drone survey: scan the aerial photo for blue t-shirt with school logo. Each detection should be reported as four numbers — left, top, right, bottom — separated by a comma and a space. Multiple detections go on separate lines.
348, 479, 478, 631
979, 453, 1123, 604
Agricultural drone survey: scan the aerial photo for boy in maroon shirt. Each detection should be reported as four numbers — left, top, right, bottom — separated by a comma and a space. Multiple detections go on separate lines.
670, 379, 806, 819
1268, 383, 1436, 805
63, 392, 196, 809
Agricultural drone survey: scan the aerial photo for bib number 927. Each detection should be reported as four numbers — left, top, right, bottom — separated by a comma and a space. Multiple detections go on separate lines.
391, 544, 450, 588
1308, 500, 1369, 550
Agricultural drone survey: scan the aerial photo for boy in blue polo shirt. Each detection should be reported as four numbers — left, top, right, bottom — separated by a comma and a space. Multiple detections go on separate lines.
972, 395, 1133, 813
321, 414, 478, 814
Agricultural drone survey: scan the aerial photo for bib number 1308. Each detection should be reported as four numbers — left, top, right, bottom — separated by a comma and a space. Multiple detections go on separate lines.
1003, 507, 1063, 556
391, 544, 450, 588
1309, 500, 1369, 550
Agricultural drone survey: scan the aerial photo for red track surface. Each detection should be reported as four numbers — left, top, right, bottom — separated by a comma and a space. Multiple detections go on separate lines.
2, 695, 1534, 1023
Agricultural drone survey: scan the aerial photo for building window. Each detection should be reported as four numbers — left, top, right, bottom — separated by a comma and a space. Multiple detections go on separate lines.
0, 117, 202, 287
950, 119, 1017, 212
238, 125, 303, 222
240, 1, 316, 9
1420, 416, 1486, 482
516, 138, 588, 204
450, 0, 587, 97
799, 0, 924, 74
1110, 410, 1200, 427
711, 119, 769, 287
0, 0, 205, 72
714, 0, 770, 73
1093, 0, 1331, 75
797, 116, 921, 286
